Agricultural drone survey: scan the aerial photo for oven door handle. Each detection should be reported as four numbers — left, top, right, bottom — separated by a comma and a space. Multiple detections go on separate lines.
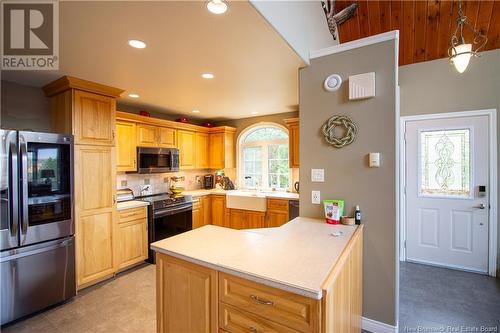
153, 204, 192, 218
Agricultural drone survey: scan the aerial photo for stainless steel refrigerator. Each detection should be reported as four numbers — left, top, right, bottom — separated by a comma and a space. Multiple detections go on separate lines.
1, 130, 76, 325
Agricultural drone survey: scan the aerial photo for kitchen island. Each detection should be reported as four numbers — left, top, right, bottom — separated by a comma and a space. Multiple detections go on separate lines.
151, 217, 363, 333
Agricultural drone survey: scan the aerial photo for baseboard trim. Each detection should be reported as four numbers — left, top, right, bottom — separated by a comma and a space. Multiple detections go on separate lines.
362, 317, 397, 333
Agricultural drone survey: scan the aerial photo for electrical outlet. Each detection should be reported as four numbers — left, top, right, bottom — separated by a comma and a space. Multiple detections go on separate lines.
120, 180, 127, 187
312, 190, 321, 204
311, 169, 324, 182
144, 178, 150, 185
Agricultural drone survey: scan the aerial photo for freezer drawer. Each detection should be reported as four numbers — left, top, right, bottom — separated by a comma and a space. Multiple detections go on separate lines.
1, 236, 76, 325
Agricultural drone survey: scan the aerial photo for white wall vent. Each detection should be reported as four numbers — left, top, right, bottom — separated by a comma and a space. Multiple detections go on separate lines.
349, 72, 375, 100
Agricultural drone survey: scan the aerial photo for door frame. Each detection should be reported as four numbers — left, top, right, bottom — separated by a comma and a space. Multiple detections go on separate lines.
399, 109, 497, 277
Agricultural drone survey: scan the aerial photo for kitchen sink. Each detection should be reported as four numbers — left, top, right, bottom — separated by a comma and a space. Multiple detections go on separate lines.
226, 191, 267, 212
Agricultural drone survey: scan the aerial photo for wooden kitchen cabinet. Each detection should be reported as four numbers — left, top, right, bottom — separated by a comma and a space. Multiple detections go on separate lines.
229, 209, 265, 229
266, 198, 290, 228
74, 145, 117, 288
77, 211, 116, 287
202, 195, 212, 225
177, 130, 196, 169
137, 124, 158, 146
116, 120, 136, 172
137, 125, 177, 148
73, 90, 116, 146
195, 132, 210, 169
155, 226, 364, 333
211, 195, 227, 227
156, 253, 217, 333
209, 128, 236, 170
116, 207, 148, 271
158, 127, 177, 148
285, 118, 299, 168
44, 76, 123, 290
192, 198, 204, 229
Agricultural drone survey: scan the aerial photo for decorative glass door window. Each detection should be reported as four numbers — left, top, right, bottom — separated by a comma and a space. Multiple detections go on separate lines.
419, 129, 471, 198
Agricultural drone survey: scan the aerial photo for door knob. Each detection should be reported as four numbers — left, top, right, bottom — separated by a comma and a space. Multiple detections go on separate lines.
473, 203, 485, 209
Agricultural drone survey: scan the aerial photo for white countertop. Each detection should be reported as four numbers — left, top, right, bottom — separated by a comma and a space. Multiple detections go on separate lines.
116, 200, 150, 211
184, 189, 299, 200
151, 217, 358, 299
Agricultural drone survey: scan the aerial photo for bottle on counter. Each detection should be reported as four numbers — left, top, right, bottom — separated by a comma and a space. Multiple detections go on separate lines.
355, 205, 362, 225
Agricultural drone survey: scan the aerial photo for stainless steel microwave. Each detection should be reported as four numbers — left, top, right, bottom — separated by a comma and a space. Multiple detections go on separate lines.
136, 147, 179, 173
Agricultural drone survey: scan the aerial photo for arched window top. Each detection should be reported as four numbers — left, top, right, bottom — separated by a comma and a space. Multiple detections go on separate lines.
242, 127, 288, 143
238, 123, 290, 190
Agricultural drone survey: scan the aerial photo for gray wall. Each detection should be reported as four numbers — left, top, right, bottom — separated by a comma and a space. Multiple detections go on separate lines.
399, 49, 500, 272
300, 40, 398, 325
1, 80, 50, 131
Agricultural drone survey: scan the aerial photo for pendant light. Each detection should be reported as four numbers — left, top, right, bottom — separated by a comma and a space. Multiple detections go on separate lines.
448, 1, 487, 74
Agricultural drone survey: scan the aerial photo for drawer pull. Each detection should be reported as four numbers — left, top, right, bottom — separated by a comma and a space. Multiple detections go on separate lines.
250, 295, 274, 306
249, 327, 258, 332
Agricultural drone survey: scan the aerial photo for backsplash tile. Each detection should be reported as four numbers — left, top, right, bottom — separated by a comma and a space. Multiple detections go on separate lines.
117, 170, 212, 196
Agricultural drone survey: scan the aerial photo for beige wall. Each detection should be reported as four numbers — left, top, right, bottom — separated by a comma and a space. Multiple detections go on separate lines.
218, 111, 299, 139
1, 80, 50, 131
300, 40, 398, 325
400, 49, 500, 272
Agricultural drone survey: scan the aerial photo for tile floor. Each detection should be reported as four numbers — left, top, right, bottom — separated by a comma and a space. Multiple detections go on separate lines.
2, 264, 156, 333
399, 262, 500, 332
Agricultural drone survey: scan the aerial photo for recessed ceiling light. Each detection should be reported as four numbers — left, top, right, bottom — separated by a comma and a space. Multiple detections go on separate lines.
206, 0, 228, 14
201, 73, 214, 79
128, 39, 146, 49
192, 110, 200, 113
251, 112, 259, 115
128, 93, 140, 98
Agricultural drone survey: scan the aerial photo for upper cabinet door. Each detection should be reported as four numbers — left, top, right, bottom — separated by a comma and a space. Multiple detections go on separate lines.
137, 124, 158, 147
209, 133, 224, 170
177, 130, 195, 169
116, 121, 137, 172
195, 132, 209, 169
73, 90, 116, 146
157, 127, 177, 148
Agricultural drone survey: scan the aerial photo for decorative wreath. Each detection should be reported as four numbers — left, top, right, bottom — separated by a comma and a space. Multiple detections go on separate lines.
321, 115, 358, 148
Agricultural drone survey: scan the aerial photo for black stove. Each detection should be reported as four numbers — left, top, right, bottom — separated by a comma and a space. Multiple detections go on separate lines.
139, 193, 192, 210
140, 193, 193, 264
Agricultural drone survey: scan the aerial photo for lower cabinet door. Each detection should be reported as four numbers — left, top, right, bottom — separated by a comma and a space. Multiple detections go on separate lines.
246, 211, 265, 229
117, 218, 148, 270
211, 195, 226, 227
156, 254, 217, 333
229, 209, 246, 230
192, 199, 204, 229
266, 211, 289, 228
219, 303, 300, 333
76, 210, 115, 287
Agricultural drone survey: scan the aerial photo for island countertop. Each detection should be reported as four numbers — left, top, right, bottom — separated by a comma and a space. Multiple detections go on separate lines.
151, 217, 361, 300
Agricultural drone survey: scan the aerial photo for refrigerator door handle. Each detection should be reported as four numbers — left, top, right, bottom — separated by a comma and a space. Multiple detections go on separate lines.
19, 137, 28, 235
9, 141, 19, 237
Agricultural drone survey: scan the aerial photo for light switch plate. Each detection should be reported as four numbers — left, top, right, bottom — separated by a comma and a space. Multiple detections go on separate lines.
311, 169, 324, 182
312, 191, 321, 204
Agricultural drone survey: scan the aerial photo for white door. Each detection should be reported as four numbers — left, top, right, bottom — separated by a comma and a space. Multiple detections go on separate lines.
405, 115, 489, 273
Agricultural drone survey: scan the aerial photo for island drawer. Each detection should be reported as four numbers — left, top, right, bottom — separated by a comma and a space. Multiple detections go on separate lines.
219, 303, 300, 333
118, 207, 147, 223
267, 199, 288, 211
218, 273, 319, 333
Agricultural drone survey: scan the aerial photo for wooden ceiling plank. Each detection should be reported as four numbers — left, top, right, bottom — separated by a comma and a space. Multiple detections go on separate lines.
485, 1, 500, 50
379, 1, 392, 33
390, 0, 403, 64
424, 0, 441, 61
357, 0, 371, 38
436, 0, 454, 60
402, 0, 416, 66
475, 1, 494, 41
462, 0, 480, 44
414, 0, 429, 63
367, 0, 382, 36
